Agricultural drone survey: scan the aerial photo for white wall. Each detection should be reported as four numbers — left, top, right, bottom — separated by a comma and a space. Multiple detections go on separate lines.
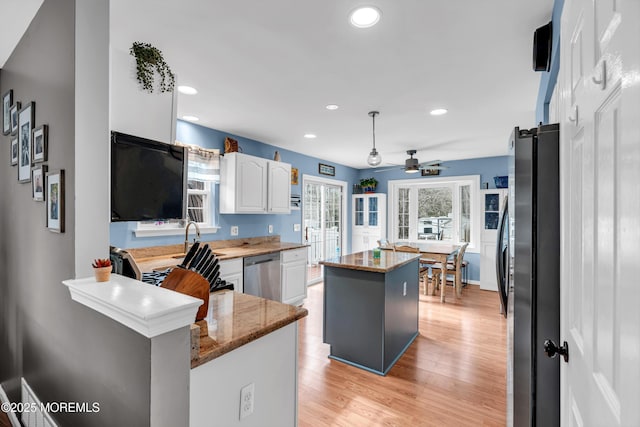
110, 45, 176, 143
190, 323, 298, 427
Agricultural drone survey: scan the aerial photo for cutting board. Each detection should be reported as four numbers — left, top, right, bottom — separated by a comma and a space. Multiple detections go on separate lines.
160, 268, 209, 321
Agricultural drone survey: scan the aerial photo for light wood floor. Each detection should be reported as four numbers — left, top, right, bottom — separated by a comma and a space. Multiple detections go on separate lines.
297, 283, 507, 427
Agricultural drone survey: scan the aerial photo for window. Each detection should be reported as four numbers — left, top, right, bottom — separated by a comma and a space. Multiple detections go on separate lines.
388, 175, 480, 251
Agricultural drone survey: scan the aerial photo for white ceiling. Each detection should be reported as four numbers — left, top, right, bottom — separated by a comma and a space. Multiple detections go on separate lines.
4, 0, 554, 169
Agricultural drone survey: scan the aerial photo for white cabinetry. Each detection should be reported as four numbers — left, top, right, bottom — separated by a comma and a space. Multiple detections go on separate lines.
267, 161, 291, 213
220, 153, 291, 214
351, 194, 386, 254
281, 248, 307, 306
219, 258, 243, 293
479, 189, 507, 291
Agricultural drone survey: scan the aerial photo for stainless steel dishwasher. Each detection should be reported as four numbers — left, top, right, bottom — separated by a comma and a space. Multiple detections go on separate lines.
243, 252, 281, 301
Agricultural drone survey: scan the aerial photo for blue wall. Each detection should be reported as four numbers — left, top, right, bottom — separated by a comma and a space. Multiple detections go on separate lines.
535, 0, 565, 124
110, 120, 360, 249
110, 120, 508, 282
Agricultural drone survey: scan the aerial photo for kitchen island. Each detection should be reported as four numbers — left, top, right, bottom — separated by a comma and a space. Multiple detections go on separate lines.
320, 250, 421, 375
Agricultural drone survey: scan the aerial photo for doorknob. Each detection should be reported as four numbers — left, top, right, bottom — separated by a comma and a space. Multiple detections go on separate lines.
543, 339, 569, 363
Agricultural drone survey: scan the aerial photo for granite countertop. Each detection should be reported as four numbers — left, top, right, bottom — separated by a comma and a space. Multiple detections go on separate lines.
130, 237, 308, 273
320, 250, 421, 273
191, 290, 308, 368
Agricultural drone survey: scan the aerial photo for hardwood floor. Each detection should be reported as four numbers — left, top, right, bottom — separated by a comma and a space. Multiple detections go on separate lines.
297, 283, 507, 426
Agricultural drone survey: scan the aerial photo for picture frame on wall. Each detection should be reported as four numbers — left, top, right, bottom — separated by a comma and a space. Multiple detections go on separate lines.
46, 169, 64, 233
10, 102, 20, 135
10, 136, 18, 166
2, 89, 12, 135
17, 102, 35, 183
318, 163, 335, 176
32, 165, 47, 202
291, 167, 299, 185
32, 124, 48, 163
421, 165, 441, 176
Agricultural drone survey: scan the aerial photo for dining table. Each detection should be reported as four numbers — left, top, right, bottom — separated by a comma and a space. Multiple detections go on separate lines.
415, 242, 462, 302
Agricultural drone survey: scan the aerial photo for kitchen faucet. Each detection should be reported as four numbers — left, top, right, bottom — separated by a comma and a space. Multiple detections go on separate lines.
184, 221, 201, 253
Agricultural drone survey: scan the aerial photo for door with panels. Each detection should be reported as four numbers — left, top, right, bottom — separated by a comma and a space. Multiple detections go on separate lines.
559, 0, 640, 425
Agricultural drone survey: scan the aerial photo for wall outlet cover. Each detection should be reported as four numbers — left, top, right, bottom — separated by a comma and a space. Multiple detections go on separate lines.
294, 224, 301, 232
239, 383, 255, 419
268, 225, 273, 234
230, 226, 239, 236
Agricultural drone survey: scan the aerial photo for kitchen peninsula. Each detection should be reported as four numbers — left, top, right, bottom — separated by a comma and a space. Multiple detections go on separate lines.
320, 250, 421, 375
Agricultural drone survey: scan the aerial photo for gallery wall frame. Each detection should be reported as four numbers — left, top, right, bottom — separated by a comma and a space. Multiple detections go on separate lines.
2, 89, 12, 135
46, 169, 64, 233
17, 102, 35, 183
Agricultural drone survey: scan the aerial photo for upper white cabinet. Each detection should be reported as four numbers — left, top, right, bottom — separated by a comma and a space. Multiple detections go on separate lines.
220, 153, 291, 214
479, 189, 507, 291
351, 194, 386, 253
267, 160, 292, 213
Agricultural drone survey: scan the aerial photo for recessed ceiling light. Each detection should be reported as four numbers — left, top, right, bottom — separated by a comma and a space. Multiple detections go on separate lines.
349, 6, 381, 28
430, 108, 448, 116
182, 115, 199, 122
326, 104, 339, 110
304, 134, 317, 139
178, 86, 198, 95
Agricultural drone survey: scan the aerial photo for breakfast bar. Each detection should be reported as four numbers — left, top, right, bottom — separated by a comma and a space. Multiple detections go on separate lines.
320, 250, 421, 375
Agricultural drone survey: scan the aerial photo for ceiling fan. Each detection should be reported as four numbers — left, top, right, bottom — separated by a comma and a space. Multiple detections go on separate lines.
375, 150, 448, 174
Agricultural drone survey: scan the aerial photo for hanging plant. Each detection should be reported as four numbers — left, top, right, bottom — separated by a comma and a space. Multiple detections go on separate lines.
129, 42, 175, 93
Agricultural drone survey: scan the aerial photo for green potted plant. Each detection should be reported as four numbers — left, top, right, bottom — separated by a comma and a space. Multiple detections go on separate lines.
129, 42, 175, 93
359, 177, 378, 193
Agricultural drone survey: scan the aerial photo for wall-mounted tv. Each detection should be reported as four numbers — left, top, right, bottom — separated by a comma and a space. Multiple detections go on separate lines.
111, 131, 186, 222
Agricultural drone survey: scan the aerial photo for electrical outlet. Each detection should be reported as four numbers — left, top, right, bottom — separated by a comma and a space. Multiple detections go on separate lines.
239, 383, 255, 419
268, 224, 273, 234
230, 226, 239, 236
294, 223, 301, 232
403, 281, 407, 296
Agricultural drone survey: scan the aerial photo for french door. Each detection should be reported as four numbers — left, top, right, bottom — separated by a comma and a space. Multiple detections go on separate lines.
302, 176, 346, 285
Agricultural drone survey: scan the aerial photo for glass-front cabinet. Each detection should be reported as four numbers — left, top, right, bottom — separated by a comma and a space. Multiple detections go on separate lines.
352, 194, 386, 254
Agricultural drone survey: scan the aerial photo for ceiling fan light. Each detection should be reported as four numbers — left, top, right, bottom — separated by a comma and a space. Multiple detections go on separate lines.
405, 166, 419, 174
367, 148, 382, 167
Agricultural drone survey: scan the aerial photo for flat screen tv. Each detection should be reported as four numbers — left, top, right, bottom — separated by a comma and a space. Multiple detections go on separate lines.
111, 131, 186, 222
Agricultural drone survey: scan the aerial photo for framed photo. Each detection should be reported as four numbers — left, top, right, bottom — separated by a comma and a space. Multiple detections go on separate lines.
291, 167, 299, 185
32, 165, 47, 201
10, 102, 20, 135
10, 136, 18, 166
17, 102, 35, 183
2, 89, 12, 135
32, 124, 48, 163
46, 169, 65, 233
318, 163, 335, 176
421, 165, 441, 176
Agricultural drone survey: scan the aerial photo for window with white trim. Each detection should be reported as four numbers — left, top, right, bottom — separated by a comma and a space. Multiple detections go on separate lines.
388, 175, 480, 251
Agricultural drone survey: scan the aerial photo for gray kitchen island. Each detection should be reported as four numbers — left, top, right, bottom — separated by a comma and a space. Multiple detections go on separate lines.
320, 250, 421, 375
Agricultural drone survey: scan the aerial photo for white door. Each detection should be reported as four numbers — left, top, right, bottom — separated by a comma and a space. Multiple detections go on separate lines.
302, 176, 346, 285
560, 0, 640, 425
237, 155, 267, 212
267, 161, 291, 213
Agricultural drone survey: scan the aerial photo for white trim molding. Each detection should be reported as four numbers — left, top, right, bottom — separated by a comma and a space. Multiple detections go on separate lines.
62, 274, 202, 338
0, 384, 21, 426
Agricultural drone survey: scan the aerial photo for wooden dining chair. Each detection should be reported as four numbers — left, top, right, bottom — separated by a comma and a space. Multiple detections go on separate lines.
431, 243, 469, 297
392, 244, 431, 295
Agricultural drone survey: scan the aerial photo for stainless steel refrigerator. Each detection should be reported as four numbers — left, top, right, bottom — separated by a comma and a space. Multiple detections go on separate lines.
496, 123, 560, 427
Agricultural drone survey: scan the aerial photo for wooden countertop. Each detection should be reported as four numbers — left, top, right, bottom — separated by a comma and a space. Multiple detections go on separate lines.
133, 241, 308, 273
320, 250, 421, 273
191, 291, 308, 368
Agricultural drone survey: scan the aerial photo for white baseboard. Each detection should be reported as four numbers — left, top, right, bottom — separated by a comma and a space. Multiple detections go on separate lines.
0, 383, 22, 427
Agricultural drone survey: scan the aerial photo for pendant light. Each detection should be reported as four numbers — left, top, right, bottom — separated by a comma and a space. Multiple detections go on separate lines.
367, 111, 382, 167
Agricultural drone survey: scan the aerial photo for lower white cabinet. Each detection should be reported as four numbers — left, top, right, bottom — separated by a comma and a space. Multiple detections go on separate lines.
219, 258, 243, 294
281, 248, 307, 306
